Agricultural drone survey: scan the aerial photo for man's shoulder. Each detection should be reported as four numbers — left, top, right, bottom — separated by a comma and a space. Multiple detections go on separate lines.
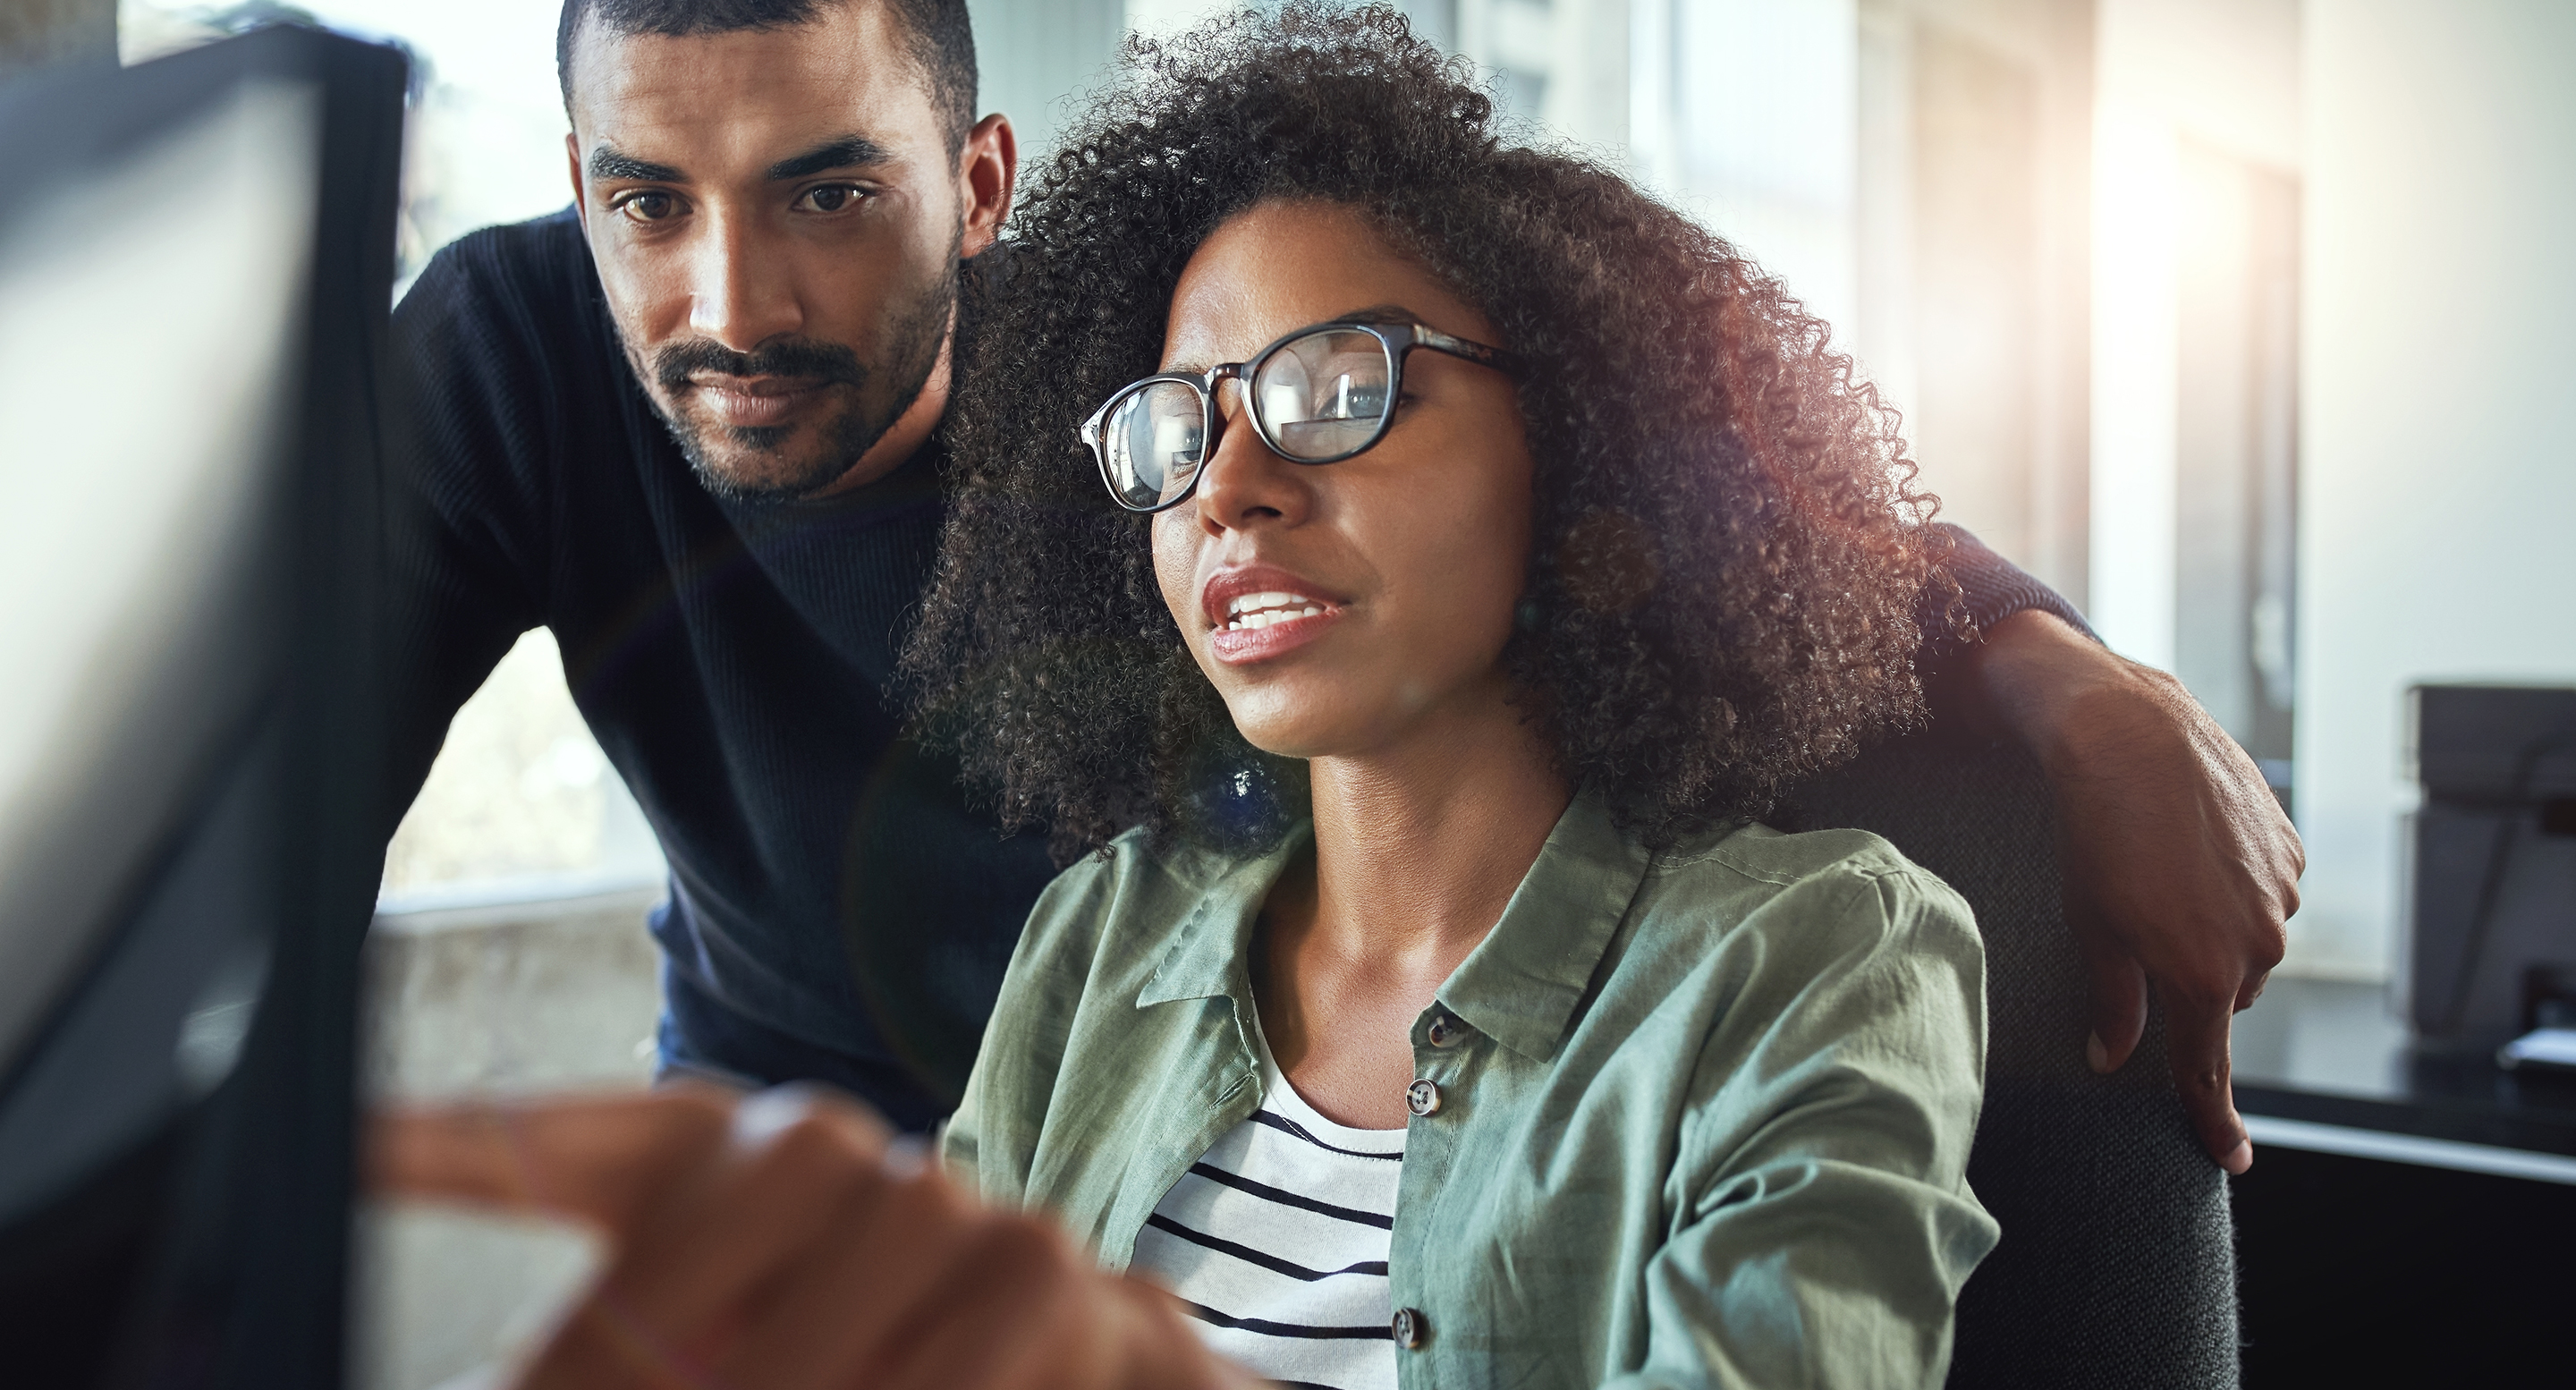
386, 208, 652, 557
398, 207, 598, 343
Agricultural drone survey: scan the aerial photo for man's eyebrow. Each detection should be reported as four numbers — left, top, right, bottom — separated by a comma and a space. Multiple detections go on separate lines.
767, 136, 894, 182
587, 146, 684, 182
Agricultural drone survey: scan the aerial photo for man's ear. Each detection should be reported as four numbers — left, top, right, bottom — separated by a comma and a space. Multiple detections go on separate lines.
565, 131, 589, 234
957, 112, 1016, 259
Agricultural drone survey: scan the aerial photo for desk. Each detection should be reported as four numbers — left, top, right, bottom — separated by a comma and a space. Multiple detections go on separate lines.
2233, 976, 2576, 1177
2226, 979, 2576, 1384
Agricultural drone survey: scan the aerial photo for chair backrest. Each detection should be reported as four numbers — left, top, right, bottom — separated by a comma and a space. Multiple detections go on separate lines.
1784, 728, 2238, 1390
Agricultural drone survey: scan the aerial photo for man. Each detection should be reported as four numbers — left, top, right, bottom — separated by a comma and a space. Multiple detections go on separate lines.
386, 0, 2297, 1169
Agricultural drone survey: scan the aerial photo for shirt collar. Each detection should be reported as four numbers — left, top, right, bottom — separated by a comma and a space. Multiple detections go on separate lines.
1132, 793, 1652, 1064
1436, 790, 1655, 1062
1135, 823, 1314, 1008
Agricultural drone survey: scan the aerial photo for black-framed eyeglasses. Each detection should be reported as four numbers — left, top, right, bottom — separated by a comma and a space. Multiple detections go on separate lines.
1075, 319, 1521, 513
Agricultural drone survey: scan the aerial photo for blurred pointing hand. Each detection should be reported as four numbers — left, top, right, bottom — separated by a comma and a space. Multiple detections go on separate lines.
369, 1086, 1258, 1390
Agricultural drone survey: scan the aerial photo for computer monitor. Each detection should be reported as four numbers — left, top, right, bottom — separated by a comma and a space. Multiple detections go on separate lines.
2405, 683, 2576, 1043
0, 26, 404, 1386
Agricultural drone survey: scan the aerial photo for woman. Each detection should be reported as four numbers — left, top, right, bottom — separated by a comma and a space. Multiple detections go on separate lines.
906, 6, 1997, 1387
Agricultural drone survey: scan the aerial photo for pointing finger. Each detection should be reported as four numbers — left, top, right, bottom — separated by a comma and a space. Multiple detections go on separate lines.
366, 1084, 838, 1237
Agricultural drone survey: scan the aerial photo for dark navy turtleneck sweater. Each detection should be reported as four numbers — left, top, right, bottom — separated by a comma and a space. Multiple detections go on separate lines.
380, 208, 2087, 1130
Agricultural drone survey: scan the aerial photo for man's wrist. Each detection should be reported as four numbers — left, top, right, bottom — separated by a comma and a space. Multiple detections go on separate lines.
1970, 609, 2162, 773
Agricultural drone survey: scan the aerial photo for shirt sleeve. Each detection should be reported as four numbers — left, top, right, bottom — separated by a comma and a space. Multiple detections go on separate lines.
375, 229, 564, 845
1916, 521, 2097, 678
1608, 862, 2001, 1390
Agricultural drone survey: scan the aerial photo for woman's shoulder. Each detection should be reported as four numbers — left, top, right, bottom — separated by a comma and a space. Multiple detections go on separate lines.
948, 825, 1258, 1191
1637, 819, 1980, 971
1013, 825, 1247, 972
1604, 820, 1989, 1177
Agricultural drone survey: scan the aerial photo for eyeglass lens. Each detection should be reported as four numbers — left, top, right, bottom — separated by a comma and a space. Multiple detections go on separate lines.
1252, 328, 1393, 462
1102, 379, 1208, 511
1098, 329, 1401, 511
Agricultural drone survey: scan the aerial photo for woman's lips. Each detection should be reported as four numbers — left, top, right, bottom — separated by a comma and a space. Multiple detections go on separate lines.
691, 376, 830, 429
1200, 566, 1351, 665
1208, 605, 1341, 665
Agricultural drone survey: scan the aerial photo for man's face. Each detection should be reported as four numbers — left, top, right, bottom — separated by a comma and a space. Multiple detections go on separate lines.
565, 3, 1006, 500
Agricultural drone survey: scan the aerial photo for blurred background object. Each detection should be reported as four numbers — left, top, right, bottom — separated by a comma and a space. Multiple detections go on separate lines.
0, 0, 117, 78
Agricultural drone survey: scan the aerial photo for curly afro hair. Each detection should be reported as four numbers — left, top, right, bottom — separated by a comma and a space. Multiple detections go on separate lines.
903, 2, 1949, 860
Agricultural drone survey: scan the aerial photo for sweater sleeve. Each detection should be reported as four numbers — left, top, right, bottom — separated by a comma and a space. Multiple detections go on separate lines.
1914, 521, 2097, 678
375, 220, 576, 845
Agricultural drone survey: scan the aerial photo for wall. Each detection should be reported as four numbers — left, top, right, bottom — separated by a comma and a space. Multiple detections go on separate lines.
967, 0, 1125, 171
352, 888, 665, 1390
2293, 0, 2576, 978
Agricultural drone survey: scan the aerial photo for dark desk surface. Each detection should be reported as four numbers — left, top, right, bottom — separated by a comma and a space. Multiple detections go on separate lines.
2233, 977, 2576, 1169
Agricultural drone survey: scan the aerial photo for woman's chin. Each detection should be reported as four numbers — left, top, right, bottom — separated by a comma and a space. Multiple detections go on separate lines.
1227, 720, 1337, 762
1223, 699, 1372, 764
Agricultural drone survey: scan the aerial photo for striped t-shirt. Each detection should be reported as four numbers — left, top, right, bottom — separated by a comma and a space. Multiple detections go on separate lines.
1130, 1049, 1406, 1390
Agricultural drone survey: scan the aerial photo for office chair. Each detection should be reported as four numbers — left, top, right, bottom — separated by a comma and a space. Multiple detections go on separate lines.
1785, 726, 2239, 1390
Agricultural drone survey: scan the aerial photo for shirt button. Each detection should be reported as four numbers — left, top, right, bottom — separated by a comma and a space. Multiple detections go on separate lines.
1427, 1013, 1462, 1047
1392, 1307, 1429, 1349
1405, 1078, 1441, 1116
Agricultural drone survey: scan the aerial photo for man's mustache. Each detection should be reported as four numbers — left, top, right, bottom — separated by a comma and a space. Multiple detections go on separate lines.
653, 338, 866, 394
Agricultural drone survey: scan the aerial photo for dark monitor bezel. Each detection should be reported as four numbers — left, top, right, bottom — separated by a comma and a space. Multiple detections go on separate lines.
0, 26, 405, 1387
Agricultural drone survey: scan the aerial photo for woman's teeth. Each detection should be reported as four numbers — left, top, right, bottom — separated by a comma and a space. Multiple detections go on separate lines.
1223, 591, 1326, 631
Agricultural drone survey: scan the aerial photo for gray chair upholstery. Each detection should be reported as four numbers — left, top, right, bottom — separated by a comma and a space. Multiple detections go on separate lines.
1784, 728, 2238, 1390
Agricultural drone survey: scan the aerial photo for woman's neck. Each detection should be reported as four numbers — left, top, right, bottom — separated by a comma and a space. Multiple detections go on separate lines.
1302, 691, 1572, 973
1255, 686, 1569, 1127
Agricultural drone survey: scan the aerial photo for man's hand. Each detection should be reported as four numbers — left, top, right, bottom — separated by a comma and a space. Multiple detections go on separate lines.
1964, 611, 2302, 1174
369, 1086, 1259, 1390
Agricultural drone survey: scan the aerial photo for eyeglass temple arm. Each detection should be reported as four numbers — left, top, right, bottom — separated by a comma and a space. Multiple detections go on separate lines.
1411, 324, 1522, 373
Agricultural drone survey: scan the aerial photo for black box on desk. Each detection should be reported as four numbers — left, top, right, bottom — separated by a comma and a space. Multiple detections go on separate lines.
2403, 685, 2576, 1039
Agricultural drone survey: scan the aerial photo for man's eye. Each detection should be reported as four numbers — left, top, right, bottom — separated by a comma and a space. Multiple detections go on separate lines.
800, 184, 868, 213
618, 191, 680, 224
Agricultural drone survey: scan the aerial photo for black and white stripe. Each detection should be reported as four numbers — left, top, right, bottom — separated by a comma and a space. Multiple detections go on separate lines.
1131, 1052, 1405, 1390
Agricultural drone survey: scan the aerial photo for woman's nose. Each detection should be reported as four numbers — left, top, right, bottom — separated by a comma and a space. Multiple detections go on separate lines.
1192, 384, 1308, 533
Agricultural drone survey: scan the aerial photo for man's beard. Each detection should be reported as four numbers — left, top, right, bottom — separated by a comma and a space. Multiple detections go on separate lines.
638, 255, 957, 504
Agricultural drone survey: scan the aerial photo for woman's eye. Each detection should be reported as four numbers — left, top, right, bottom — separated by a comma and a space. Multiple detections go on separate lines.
801, 184, 868, 213
618, 191, 680, 224
1318, 377, 1389, 420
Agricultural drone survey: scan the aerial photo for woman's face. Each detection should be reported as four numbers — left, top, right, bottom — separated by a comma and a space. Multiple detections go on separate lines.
1152, 200, 1535, 760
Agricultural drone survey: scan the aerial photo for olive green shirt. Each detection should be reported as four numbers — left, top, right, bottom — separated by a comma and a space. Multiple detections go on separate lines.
944, 792, 1999, 1388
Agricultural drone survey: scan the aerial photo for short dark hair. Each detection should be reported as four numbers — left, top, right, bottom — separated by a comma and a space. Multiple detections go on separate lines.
556, 0, 978, 152
903, 3, 1950, 860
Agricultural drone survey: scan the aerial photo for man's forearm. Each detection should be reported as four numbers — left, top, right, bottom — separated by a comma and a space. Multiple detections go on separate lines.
1932, 600, 2297, 1174
1949, 608, 2159, 763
